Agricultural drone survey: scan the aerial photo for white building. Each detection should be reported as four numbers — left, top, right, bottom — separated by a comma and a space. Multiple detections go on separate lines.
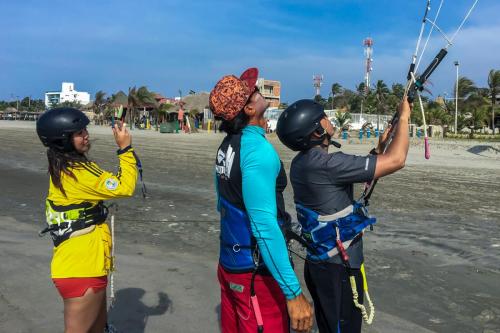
45, 82, 90, 108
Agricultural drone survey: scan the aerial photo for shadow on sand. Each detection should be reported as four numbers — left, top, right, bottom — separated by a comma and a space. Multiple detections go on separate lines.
467, 145, 500, 156
215, 304, 221, 331
108, 288, 172, 333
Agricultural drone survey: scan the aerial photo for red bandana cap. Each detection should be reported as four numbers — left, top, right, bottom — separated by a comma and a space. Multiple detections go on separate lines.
209, 68, 259, 120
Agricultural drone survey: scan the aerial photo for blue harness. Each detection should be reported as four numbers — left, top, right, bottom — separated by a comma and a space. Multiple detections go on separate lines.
219, 197, 286, 273
296, 201, 376, 262
219, 197, 262, 272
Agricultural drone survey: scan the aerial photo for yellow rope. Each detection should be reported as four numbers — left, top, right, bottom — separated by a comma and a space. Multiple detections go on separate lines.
349, 263, 375, 324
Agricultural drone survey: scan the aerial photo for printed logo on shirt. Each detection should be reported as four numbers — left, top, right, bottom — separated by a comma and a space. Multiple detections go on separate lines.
215, 145, 235, 179
105, 178, 119, 190
365, 157, 370, 171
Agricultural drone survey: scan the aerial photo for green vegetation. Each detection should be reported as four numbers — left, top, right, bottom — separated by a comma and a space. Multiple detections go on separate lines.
0, 98, 45, 112
311, 68, 499, 134
2, 68, 498, 136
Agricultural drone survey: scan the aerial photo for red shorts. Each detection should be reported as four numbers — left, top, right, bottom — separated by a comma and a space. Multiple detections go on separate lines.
52, 276, 108, 299
217, 264, 288, 333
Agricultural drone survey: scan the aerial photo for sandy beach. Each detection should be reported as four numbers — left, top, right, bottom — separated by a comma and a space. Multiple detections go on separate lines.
0, 120, 499, 333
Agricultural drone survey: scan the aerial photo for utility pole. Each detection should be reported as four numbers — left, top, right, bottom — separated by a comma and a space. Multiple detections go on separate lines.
313, 75, 323, 97
362, 37, 373, 128
363, 37, 374, 95
454, 61, 459, 134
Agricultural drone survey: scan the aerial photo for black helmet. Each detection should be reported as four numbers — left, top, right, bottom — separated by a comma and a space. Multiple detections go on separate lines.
36, 108, 89, 152
276, 99, 326, 151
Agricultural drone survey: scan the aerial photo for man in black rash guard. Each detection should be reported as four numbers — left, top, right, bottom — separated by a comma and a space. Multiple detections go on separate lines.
277, 99, 411, 333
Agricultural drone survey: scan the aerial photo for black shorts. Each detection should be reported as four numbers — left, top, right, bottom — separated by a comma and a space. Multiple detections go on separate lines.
304, 261, 364, 333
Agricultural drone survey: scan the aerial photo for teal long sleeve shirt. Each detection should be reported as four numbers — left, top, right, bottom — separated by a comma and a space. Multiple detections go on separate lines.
239, 126, 302, 300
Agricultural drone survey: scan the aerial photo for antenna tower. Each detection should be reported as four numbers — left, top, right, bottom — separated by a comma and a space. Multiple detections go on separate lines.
313, 74, 323, 97
363, 37, 374, 94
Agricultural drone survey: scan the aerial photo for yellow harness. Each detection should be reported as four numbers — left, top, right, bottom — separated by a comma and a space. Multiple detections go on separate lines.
39, 199, 108, 247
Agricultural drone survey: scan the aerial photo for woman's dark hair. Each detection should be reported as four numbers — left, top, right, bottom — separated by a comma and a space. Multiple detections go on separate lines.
47, 148, 88, 196
218, 111, 250, 135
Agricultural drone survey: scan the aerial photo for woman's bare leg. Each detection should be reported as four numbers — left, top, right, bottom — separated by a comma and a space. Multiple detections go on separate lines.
89, 295, 108, 333
63, 288, 106, 333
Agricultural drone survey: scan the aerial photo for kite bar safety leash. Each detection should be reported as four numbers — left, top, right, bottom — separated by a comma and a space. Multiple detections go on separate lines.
104, 204, 119, 333
108, 203, 118, 308
335, 226, 375, 324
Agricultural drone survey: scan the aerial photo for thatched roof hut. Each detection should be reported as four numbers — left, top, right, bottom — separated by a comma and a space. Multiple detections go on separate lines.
180, 92, 209, 114
110, 91, 128, 108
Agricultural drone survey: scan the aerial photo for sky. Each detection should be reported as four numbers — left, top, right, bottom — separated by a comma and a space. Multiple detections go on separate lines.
1, 0, 499, 104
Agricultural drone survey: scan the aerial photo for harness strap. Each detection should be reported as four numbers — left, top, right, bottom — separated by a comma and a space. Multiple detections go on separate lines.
317, 204, 353, 221
39, 202, 108, 247
40, 204, 107, 232
118, 145, 147, 198
132, 150, 147, 198
323, 233, 360, 259
46, 200, 93, 211
250, 252, 264, 333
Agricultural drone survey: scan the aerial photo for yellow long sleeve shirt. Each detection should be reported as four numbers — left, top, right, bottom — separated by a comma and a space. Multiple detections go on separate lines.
47, 148, 138, 278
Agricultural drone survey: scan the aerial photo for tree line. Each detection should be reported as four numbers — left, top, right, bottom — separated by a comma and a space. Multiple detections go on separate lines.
1, 85, 207, 132
0, 97, 45, 112
310, 69, 500, 133
3, 69, 499, 134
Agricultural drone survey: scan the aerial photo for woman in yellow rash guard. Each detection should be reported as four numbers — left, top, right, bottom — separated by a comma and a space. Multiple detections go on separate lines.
36, 108, 138, 333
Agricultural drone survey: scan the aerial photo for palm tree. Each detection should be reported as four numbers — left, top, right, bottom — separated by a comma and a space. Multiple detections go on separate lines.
93, 90, 107, 125
465, 94, 489, 126
425, 101, 452, 126
391, 83, 405, 100
334, 111, 351, 131
374, 80, 390, 114
453, 77, 477, 133
455, 77, 476, 102
328, 83, 343, 110
331, 83, 343, 98
314, 94, 326, 106
127, 87, 139, 129
157, 103, 174, 123
136, 86, 157, 105
135, 86, 158, 129
487, 69, 500, 134
352, 82, 367, 114
364, 92, 377, 115
356, 82, 367, 95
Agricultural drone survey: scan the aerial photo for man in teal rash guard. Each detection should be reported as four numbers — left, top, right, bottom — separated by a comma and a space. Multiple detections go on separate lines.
210, 68, 313, 333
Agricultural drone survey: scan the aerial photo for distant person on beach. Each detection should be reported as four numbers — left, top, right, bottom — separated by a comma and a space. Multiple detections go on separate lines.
210, 68, 314, 333
36, 108, 139, 333
277, 99, 411, 333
